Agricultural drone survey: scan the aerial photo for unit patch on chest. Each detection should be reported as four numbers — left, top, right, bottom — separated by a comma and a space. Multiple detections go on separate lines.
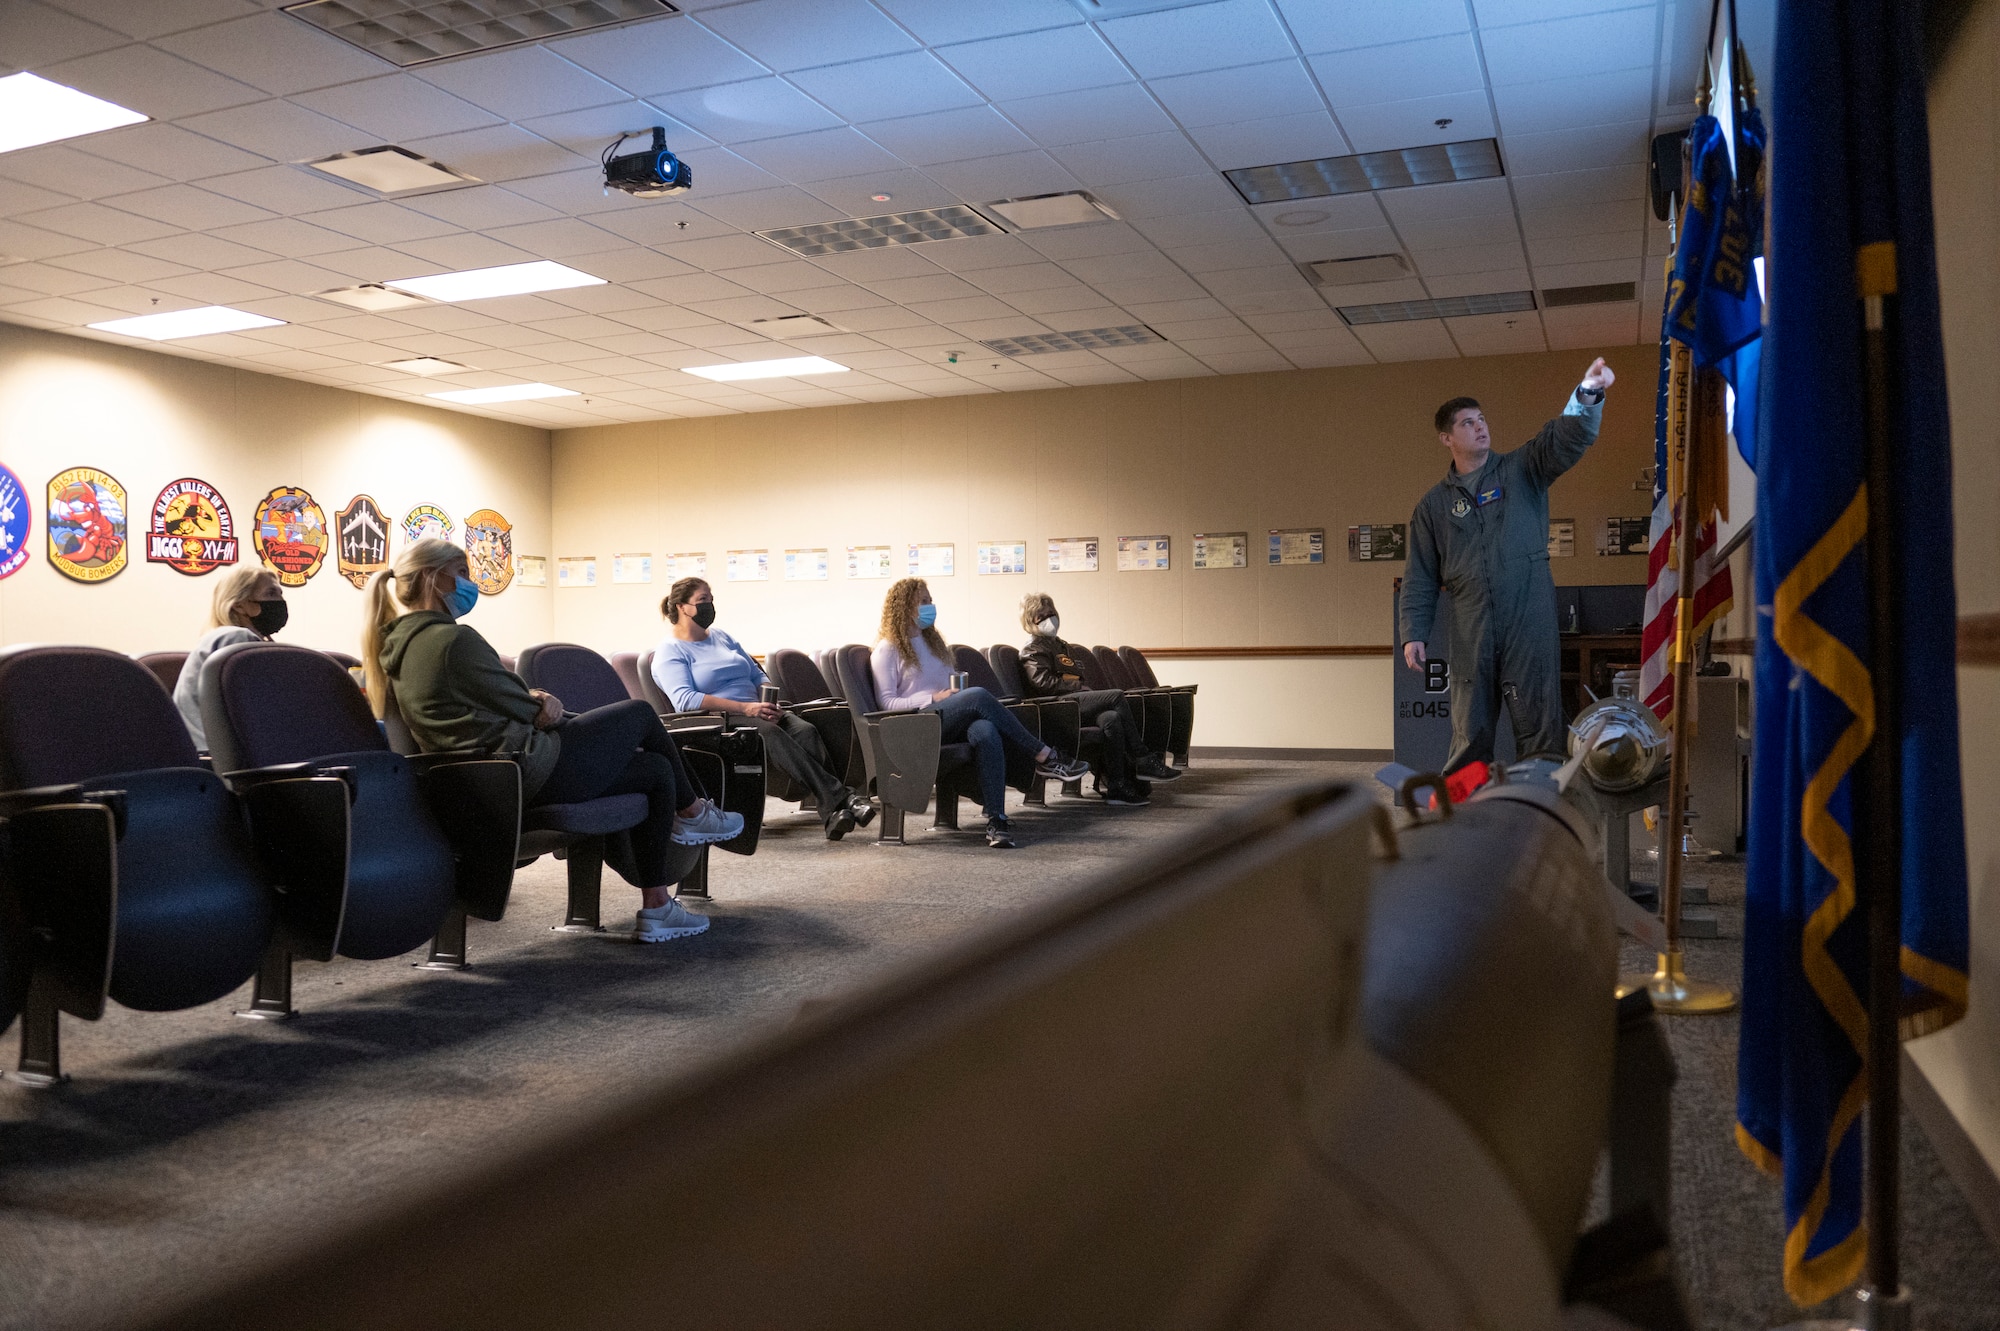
1451, 496, 1471, 518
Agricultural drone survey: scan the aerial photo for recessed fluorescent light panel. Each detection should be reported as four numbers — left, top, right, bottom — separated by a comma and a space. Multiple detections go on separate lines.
283, 0, 680, 67
88, 306, 284, 341
1227, 138, 1503, 205
757, 206, 1002, 258
309, 145, 477, 196
0, 72, 147, 156
1541, 282, 1638, 307
979, 326, 1165, 356
428, 383, 578, 404
979, 191, 1117, 230
684, 356, 850, 382
380, 356, 468, 376
316, 283, 434, 312
385, 261, 604, 303
1337, 291, 1537, 326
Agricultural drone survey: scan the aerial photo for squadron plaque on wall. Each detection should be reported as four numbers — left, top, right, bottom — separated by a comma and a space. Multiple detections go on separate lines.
47, 466, 128, 583
0, 461, 30, 580
337, 494, 389, 589
403, 504, 452, 543
254, 486, 329, 587
464, 508, 513, 594
147, 478, 238, 576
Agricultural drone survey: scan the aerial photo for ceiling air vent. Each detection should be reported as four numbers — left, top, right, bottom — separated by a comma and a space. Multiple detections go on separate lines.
1228, 139, 1503, 205
283, 0, 680, 67
757, 206, 1003, 257
980, 191, 1118, 230
747, 315, 845, 336
314, 283, 434, 312
1303, 254, 1409, 287
309, 145, 477, 196
978, 326, 1164, 356
1541, 282, 1638, 307
1337, 291, 1537, 326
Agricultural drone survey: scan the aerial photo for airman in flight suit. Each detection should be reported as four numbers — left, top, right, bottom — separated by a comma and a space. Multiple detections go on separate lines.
1398, 358, 1617, 773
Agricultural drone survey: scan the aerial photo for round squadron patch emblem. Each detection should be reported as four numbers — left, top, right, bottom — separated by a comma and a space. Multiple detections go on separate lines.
47, 466, 128, 583
1451, 496, 1471, 518
253, 486, 329, 587
337, 494, 389, 590
403, 504, 452, 543
147, 478, 237, 576
463, 508, 514, 595
0, 461, 30, 580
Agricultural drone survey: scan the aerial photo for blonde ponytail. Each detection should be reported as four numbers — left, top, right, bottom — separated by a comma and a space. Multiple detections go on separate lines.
360, 538, 465, 716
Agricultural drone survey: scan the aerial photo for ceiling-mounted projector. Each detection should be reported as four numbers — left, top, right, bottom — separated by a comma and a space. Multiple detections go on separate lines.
603, 127, 692, 198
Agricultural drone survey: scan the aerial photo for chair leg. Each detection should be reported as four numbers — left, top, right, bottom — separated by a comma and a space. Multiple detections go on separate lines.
553, 837, 606, 933
1025, 774, 1049, 806
933, 791, 960, 830
877, 804, 906, 845
1062, 778, 1084, 798
415, 905, 470, 971
10, 975, 64, 1088
236, 941, 296, 1021
675, 846, 711, 900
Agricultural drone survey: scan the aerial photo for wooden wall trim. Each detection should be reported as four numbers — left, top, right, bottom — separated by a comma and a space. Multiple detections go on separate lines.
1138, 646, 1394, 659
1715, 616, 2000, 665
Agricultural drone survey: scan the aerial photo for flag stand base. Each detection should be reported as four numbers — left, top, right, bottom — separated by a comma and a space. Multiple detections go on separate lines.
1768, 1282, 1912, 1331
1616, 949, 1738, 1012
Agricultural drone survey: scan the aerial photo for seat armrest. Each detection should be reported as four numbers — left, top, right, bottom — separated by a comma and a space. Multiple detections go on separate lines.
785, 696, 844, 710
223, 761, 360, 804
863, 708, 924, 722
868, 711, 941, 814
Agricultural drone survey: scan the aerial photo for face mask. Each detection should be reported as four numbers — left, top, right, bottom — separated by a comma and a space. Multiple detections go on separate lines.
447, 574, 480, 619
691, 602, 717, 629
251, 599, 288, 637
1036, 615, 1059, 636
916, 603, 938, 630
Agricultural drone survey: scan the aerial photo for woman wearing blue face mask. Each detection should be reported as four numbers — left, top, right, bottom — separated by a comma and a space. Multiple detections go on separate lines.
870, 577, 1089, 848
362, 538, 738, 943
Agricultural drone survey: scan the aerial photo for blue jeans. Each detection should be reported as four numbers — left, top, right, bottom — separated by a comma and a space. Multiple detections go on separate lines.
925, 687, 1045, 819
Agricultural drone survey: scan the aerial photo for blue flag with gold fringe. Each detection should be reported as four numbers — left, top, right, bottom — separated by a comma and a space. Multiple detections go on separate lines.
1740, 0, 1969, 1307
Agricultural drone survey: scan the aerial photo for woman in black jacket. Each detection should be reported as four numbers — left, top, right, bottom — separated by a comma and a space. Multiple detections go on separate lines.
1017, 592, 1179, 805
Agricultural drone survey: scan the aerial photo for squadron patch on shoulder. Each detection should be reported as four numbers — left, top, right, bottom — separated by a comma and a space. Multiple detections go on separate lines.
337, 494, 389, 589
254, 486, 329, 587
48, 466, 128, 583
0, 461, 31, 580
464, 508, 514, 595
1451, 496, 1471, 518
403, 504, 453, 543
148, 477, 237, 576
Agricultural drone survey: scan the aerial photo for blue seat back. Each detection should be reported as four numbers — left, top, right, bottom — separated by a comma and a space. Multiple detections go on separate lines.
0, 646, 199, 789
202, 642, 385, 773
517, 643, 630, 715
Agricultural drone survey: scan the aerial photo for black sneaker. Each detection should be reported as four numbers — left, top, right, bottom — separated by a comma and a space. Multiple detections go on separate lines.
847, 794, 877, 828
985, 816, 1016, 848
1103, 784, 1151, 807
1036, 752, 1091, 780
823, 803, 857, 841
1135, 754, 1182, 781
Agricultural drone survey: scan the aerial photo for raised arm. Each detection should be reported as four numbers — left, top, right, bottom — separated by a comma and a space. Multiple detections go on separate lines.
1520, 356, 1615, 491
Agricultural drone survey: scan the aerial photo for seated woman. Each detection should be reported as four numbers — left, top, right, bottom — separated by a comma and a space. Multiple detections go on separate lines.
651, 577, 874, 841
361, 538, 741, 944
870, 578, 1089, 849
174, 564, 289, 752
1018, 592, 1179, 806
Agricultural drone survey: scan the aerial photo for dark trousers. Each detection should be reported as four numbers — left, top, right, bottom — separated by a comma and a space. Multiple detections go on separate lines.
925, 686, 1044, 820
1067, 688, 1145, 788
533, 699, 700, 890
747, 711, 849, 813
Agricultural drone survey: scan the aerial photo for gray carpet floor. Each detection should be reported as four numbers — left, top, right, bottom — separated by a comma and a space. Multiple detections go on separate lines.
0, 760, 1992, 1330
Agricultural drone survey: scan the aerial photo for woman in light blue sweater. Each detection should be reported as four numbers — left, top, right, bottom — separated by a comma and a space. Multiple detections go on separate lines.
651, 577, 874, 840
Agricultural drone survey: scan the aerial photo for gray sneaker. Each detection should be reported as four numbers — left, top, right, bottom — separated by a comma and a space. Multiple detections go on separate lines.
634, 898, 709, 943
672, 798, 744, 845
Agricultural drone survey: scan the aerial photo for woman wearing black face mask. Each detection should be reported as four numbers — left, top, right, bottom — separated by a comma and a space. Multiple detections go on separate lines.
174, 565, 289, 751
651, 577, 875, 841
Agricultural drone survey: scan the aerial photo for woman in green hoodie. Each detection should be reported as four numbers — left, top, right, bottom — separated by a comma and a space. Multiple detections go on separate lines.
362, 538, 739, 943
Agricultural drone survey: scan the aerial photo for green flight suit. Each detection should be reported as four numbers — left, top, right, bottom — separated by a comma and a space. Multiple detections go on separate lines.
1398, 389, 1603, 773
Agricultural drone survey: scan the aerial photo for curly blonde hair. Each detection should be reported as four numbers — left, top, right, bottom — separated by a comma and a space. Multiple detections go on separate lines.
879, 577, 948, 668
1019, 591, 1057, 638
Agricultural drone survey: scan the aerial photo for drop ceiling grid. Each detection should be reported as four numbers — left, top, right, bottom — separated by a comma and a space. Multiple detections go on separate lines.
0, 0, 1698, 425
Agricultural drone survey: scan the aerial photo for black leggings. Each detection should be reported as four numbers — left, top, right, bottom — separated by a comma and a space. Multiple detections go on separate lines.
531, 700, 702, 890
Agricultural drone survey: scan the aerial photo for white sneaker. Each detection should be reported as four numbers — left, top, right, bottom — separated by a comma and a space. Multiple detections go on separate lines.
634, 898, 709, 943
672, 798, 744, 845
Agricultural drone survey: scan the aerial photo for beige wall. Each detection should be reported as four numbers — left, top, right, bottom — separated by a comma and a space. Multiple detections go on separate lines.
1908, 0, 2000, 1216
0, 323, 553, 660
550, 343, 1657, 749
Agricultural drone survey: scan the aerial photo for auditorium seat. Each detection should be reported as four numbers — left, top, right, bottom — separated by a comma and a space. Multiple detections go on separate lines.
1089, 646, 1173, 760
760, 647, 866, 803
949, 644, 1056, 805
0, 645, 277, 1082
1118, 647, 1195, 766
202, 641, 509, 989
986, 643, 1090, 798
322, 650, 361, 672
136, 650, 188, 693
608, 651, 645, 702
816, 647, 846, 700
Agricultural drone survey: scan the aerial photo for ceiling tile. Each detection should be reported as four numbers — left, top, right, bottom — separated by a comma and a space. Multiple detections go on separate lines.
937, 28, 1131, 102
43, 43, 266, 118
39, 0, 258, 40
308, 201, 459, 245
517, 103, 716, 165
1130, 210, 1267, 250
201, 164, 370, 214
414, 46, 628, 121
579, 196, 734, 244
1164, 237, 1289, 272
180, 99, 379, 163
920, 149, 1081, 200
1491, 66, 1654, 137
308, 244, 440, 281
1149, 60, 1325, 128
462, 216, 619, 258
217, 256, 356, 293
1509, 163, 1647, 211
1394, 211, 1520, 249
962, 261, 1076, 294
700, 0, 916, 72
788, 51, 985, 123
1000, 284, 1109, 314
1047, 132, 1209, 187
690, 184, 845, 231
1422, 267, 1533, 297
1187, 113, 1349, 170
724, 126, 904, 183
212, 215, 365, 256
17, 200, 181, 245
1331, 90, 1495, 153
103, 183, 275, 230
1472, 0, 1654, 27
152, 11, 389, 96
1499, 118, 1651, 174
0, 179, 78, 219
1445, 310, 1547, 356
1273, 224, 1404, 262
803, 170, 962, 217
1096, 0, 1297, 79
0, 144, 174, 200
0, 1, 130, 68
1349, 318, 1458, 361
873, 0, 1080, 45
863, 273, 982, 304
1274, 0, 1472, 54
1094, 172, 1243, 219
75, 121, 271, 181
1517, 198, 1644, 238
547, 18, 768, 97
400, 124, 589, 184
860, 106, 1035, 166
128, 231, 274, 270
1309, 34, 1486, 107
721, 259, 852, 294
0, 260, 120, 295
399, 185, 561, 230
1248, 192, 1390, 234
656, 233, 792, 270
1410, 239, 1527, 276
293, 75, 503, 142
654, 78, 845, 144
1480, 8, 1659, 86
995, 83, 1177, 147
1525, 230, 1643, 265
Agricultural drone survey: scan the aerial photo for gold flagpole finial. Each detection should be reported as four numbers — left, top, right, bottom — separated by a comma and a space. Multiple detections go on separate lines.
1733, 40, 1759, 108
1696, 56, 1713, 114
